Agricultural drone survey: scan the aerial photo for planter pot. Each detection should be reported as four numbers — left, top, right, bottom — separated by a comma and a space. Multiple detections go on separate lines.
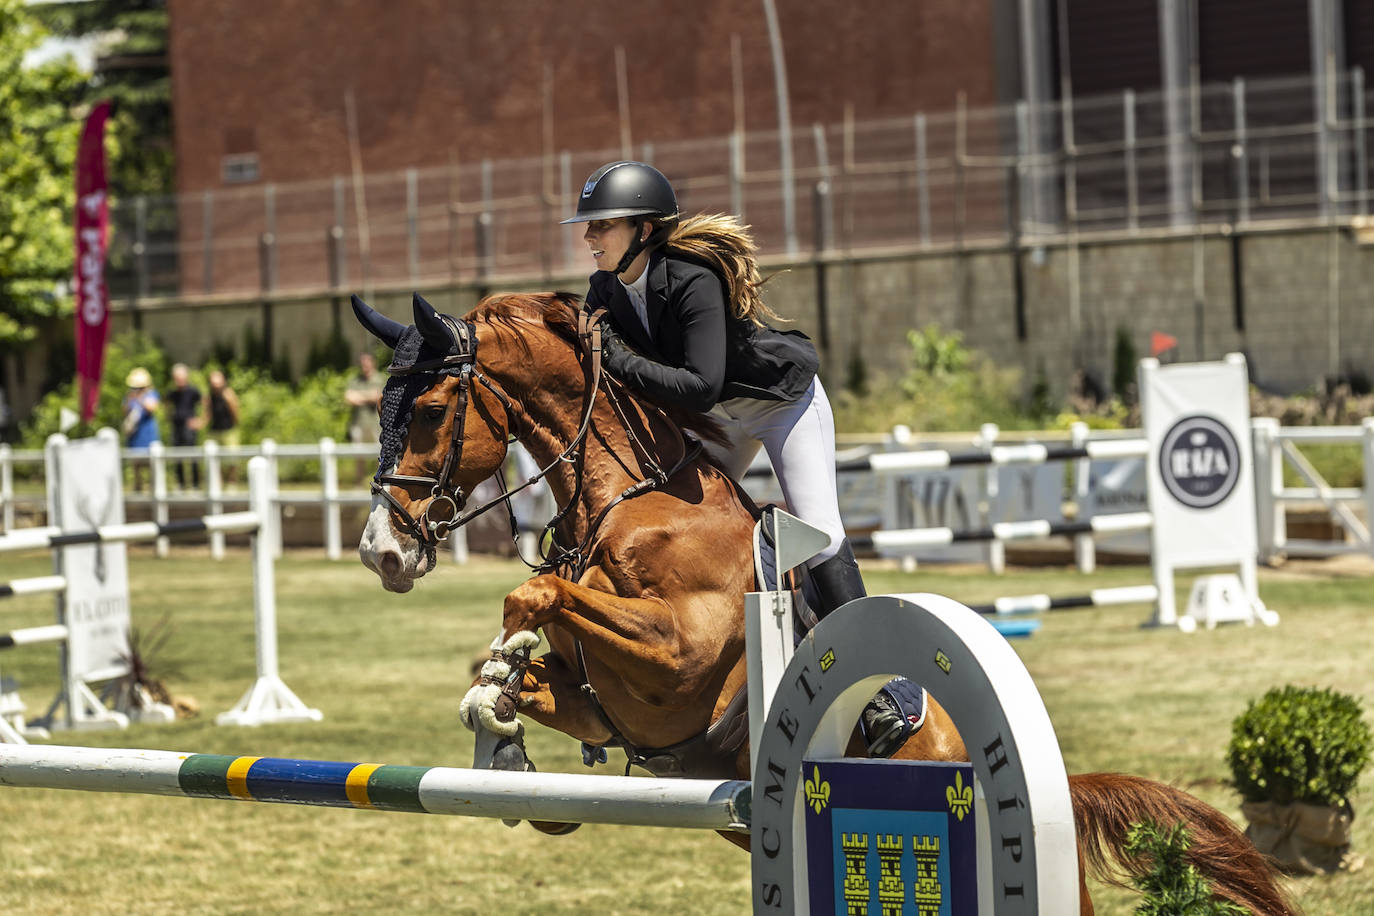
1241, 800, 1354, 874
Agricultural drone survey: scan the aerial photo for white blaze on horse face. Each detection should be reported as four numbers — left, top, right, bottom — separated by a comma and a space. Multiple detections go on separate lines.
359, 490, 425, 592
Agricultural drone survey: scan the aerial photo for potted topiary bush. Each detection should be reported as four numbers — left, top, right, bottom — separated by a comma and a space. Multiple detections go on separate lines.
1227, 685, 1372, 873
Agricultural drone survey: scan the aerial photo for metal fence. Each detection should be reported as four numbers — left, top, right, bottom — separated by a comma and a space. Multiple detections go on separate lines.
108, 69, 1374, 303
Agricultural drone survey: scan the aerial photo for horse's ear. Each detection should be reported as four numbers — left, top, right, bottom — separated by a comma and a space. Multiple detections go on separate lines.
412, 292, 458, 353
351, 295, 406, 347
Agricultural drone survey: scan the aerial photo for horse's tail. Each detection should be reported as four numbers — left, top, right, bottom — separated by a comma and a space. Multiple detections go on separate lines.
1070, 772, 1298, 915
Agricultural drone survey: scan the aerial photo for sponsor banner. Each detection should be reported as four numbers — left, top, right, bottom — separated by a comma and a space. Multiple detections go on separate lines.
992, 463, 1063, 526
1141, 355, 1258, 566
1083, 457, 1150, 554
52, 435, 130, 681
74, 100, 112, 422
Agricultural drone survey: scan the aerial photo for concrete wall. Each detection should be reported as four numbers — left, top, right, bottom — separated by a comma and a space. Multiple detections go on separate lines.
102, 229, 1374, 398
9, 226, 1373, 428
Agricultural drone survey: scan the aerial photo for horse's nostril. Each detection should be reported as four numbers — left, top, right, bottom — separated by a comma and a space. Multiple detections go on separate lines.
379, 551, 402, 578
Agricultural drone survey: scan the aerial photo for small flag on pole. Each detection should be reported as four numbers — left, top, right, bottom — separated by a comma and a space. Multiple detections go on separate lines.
1150, 331, 1178, 358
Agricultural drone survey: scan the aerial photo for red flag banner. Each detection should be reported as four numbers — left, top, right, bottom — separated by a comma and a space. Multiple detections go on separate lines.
1150, 331, 1179, 358
74, 100, 112, 422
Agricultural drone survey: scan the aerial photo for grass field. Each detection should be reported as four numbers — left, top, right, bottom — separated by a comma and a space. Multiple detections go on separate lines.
1, 547, 1372, 914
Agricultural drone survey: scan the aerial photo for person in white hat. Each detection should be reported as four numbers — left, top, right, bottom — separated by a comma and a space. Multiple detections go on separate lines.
122, 367, 162, 490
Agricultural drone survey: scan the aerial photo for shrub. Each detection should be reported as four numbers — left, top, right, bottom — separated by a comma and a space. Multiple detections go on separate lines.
1227, 686, 1372, 808
18, 331, 358, 482
1124, 819, 1247, 915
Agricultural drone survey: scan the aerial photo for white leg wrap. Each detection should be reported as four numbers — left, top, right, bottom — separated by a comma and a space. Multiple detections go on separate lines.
460, 630, 540, 735
500, 630, 541, 654
459, 683, 520, 736
479, 658, 512, 681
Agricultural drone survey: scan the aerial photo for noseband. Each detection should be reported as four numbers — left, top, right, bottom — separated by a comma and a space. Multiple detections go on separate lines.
371, 314, 525, 573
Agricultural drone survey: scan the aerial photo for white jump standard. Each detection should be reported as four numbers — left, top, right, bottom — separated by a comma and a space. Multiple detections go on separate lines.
0, 431, 319, 743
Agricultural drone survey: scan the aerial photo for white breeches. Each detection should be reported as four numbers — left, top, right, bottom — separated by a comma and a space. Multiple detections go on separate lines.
704, 377, 845, 565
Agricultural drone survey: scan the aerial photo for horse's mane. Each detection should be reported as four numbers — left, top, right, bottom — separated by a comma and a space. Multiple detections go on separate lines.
469, 292, 727, 445
666, 213, 783, 327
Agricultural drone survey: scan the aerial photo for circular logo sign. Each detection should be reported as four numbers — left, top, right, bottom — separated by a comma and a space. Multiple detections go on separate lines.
1158, 414, 1241, 509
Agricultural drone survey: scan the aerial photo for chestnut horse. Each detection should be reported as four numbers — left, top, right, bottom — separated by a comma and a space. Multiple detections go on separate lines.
354, 292, 1294, 916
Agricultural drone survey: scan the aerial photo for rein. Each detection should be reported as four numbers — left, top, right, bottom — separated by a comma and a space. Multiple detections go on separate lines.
373, 307, 697, 578
377, 302, 715, 771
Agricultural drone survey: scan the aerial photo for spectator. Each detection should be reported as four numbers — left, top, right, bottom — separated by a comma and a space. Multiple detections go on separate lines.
165, 363, 202, 489
202, 369, 241, 482
122, 367, 161, 491
344, 352, 384, 483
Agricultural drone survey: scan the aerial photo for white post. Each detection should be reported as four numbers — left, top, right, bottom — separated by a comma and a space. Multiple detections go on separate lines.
1251, 418, 1284, 563
205, 440, 224, 560
980, 422, 1005, 574
0, 444, 12, 532
251, 457, 279, 681
449, 524, 469, 564
149, 441, 169, 557
260, 439, 283, 558
1364, 417, 1374, 560
216, 457, 322, 726
886, 425, 916, 573
1071, 422, 1096, 573
321, 437, 341, 561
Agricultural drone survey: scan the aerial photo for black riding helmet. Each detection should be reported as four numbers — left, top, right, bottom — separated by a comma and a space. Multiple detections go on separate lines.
562, 161, 679, 274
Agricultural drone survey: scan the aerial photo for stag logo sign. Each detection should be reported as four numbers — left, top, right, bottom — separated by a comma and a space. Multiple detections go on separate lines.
1158, 414, 1241, 509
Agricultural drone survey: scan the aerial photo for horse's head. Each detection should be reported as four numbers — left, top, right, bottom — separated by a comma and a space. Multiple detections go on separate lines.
354, 293, 515, 591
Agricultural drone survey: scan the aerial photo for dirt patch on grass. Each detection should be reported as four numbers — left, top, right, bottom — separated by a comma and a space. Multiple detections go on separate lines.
1262, 554, 1374, 580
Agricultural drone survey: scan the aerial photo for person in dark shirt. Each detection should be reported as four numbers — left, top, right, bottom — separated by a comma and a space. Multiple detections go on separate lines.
202, 369, 241, 483
165, 363, 202, 488
563, 160, 911, 757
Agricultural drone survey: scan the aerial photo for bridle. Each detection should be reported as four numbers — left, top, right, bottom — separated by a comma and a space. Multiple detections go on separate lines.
375, 302, 706, 768
372, 307, 699, 576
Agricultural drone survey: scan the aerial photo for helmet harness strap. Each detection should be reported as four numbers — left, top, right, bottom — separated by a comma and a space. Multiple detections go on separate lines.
612, 217, 674, 275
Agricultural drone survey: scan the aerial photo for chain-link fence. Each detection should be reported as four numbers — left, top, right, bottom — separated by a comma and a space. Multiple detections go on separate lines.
108, 68, 1374, 302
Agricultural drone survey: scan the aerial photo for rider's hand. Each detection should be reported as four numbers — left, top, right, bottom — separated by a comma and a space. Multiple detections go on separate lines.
597, 318, 631, 374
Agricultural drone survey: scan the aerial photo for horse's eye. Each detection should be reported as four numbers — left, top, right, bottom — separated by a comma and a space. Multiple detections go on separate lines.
422, 404, 447, 423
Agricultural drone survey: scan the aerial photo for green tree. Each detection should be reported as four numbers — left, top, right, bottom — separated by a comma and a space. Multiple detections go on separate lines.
0, 0, 87, 351
27, 0, 172, 199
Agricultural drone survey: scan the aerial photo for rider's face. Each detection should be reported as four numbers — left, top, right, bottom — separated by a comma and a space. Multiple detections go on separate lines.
582, 218, 640, 272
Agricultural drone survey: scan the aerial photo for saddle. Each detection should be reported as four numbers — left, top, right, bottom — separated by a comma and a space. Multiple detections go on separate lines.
610, 506, 925, 779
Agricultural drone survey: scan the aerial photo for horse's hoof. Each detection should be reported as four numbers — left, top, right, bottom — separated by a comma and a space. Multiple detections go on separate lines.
529, 819, 582, 836
491, 737, 534, 772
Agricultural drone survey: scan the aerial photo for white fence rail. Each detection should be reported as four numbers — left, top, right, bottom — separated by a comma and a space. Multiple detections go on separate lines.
2, 418, 1370, 567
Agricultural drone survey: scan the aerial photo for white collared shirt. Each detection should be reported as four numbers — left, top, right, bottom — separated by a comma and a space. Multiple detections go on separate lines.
619, 268, 651, 338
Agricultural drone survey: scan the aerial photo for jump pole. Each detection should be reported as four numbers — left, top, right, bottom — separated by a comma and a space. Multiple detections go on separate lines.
0, 744, 750, 832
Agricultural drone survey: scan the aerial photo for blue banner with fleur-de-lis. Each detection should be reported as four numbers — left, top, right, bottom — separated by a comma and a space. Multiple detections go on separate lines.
803, 759, 976, 916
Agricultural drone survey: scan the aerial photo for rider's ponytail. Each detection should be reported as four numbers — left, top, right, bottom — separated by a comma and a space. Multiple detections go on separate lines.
664, 214, 783, 327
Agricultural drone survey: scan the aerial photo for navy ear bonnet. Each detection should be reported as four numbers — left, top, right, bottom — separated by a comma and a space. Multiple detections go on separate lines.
352, 293, 475, 482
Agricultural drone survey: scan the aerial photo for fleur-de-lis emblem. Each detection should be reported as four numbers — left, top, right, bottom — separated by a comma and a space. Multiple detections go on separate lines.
804, 765, 831, 814
946, 770, 973, 821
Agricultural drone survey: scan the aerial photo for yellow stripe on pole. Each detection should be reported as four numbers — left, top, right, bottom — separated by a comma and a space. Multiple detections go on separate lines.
226, 756, 261, 800
346, 763, 383, 808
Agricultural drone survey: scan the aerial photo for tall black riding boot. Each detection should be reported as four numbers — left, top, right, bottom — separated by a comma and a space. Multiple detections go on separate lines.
809, 540, 911, 758
809, 538, 867, 620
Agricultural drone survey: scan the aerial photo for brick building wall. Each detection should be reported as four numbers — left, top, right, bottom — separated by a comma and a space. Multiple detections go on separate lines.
166, 0, 1000, 194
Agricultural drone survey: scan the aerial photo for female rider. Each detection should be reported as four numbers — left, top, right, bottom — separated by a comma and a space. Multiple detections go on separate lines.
562, 160, 912, 757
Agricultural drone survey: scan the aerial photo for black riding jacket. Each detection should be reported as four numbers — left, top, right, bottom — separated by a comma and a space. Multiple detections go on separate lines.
584, 250, 818, 413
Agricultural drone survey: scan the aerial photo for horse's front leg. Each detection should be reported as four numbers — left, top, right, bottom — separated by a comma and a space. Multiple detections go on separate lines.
495, 569, 723, 705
